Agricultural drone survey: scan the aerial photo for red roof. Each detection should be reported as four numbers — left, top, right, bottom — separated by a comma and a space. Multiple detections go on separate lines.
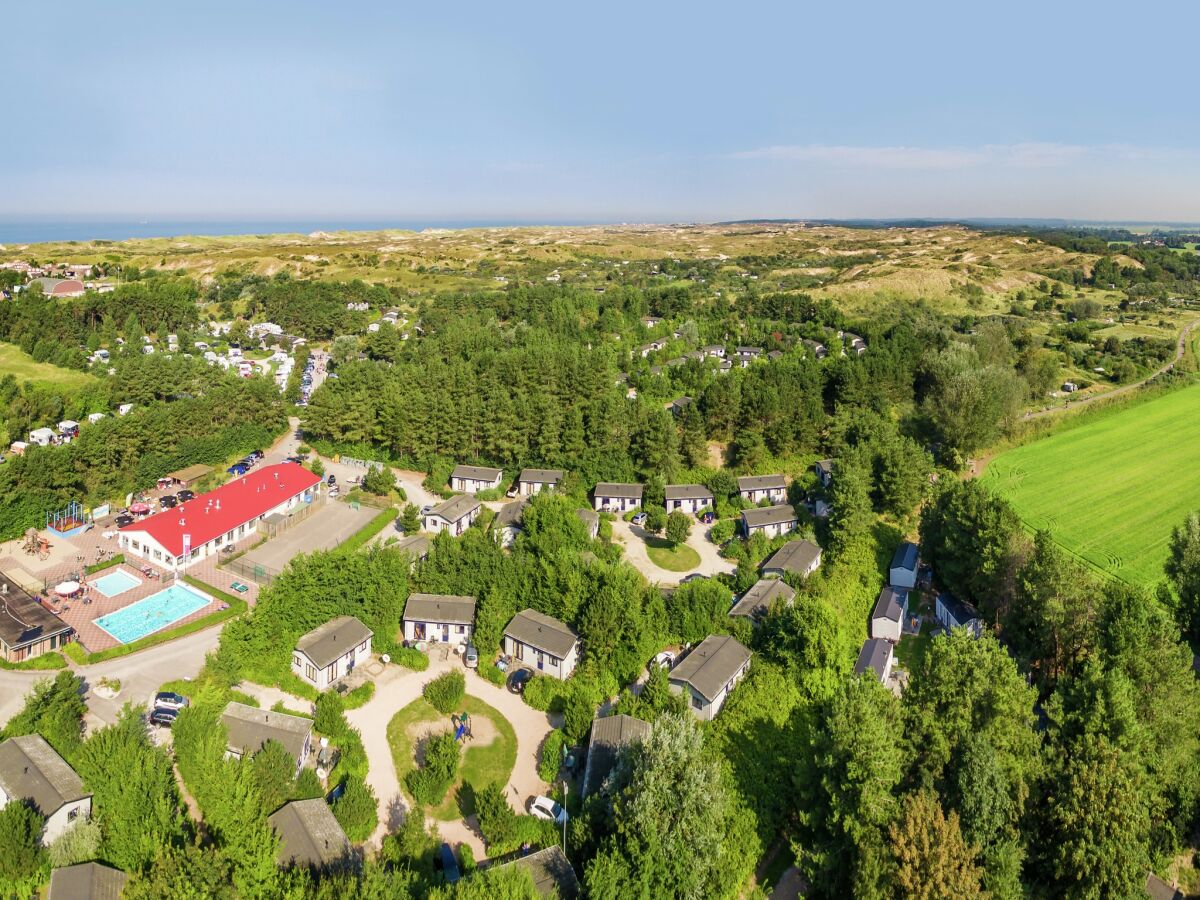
120, 462, 321, 557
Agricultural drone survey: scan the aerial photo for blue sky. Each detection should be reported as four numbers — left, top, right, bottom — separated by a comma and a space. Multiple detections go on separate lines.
5, 1, 1200, 222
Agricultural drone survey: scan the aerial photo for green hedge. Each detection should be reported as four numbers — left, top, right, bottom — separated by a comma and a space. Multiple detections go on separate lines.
335, 506, 397, 555
479, 664, 506, 687
72, 577, 247, 665
393, 647, 430, 671
342, 682, 375, 709
84, 554, 125, 575
0, 651, 67, 671
521, 675, 569, 713
538, 729, 567, 782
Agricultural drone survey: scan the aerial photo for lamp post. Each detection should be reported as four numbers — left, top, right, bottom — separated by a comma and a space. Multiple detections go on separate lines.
561, 781, 568, 853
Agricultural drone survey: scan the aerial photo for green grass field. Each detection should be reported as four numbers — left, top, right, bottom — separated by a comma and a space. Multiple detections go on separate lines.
0, 342, 96, 388
984, 383, 1200, 586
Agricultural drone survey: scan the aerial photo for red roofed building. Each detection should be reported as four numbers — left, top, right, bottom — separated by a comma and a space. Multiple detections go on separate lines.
118, 463, 322, 571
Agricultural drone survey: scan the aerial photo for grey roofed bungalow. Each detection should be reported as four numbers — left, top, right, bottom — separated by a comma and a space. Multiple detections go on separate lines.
504, 608, 578, 659
741, 504, 797, 529
268, 798, 351, 869
403, 593, 477, 625
872, 587, 907, 624
0, 734, 89, 818
295, 616, 372, 670
427, 494, 481, 522
451, 464, 502, 481
669, 634, 751, 702
221, 702, 312, 763
518, 468, 564, 485
594, 482, 643, 499
762, 538, 822, 575
664, 484, 713, 501
730, 578, 796, 619
736, 474, 785, 492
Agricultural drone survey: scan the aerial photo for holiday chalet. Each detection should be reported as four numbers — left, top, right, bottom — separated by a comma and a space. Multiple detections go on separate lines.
119, 463, 322, 571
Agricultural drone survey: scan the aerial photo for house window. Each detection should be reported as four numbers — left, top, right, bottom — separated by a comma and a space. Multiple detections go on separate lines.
305, 663, 316, 681
456, 625, 465, 634
153, 550, 162, 561
692, 694, 704, 710
132, 541, 140, 551
359, 641, 367, 652
68, 807, 80, 821
294, 655, 303, 669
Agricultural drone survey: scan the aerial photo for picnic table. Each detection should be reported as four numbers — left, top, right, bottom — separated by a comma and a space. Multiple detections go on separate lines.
230, 581, 250, 593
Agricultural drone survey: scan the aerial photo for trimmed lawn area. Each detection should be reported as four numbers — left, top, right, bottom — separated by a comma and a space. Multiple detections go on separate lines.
985, 381, 1200, 586
645, 536, 701, 572
894, 620, 935, 676
386, 695, 517, 821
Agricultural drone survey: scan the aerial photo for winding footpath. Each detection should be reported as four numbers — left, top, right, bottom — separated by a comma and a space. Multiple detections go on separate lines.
344, 655, 555, 856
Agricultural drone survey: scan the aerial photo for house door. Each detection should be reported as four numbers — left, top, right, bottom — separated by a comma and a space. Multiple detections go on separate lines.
415, 623, 426, 641
536, 651, 544, 671
440, 627, 448, 643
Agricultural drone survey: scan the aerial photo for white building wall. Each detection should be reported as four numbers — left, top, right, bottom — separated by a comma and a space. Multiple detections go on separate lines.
871, 616, 902, 643
666, 496, 712, 515
403, 620, 473, 645
890, 566, 917, 590
594, 495, 640, 512
503, 636, 578, 680
740, 487, 786, 504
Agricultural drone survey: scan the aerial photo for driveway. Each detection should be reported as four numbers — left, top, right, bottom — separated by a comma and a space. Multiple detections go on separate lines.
0, 623, 222, 731
610, 518, 735, 586
344, 653, 554, 858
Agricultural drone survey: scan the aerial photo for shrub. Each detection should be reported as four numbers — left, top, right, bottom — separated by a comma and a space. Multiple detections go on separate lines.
48, 818, 101, 868
331, 776, 378, 842
645, 506, 667, 534
521, 675, 568, 713
405, 733, 460, 806
314, 691, 346, 737
362, 466, 397, 496
475, 782, 517, 849
458, 842, 476, 873
562, 692, 596, 744
479, 664, 506, 687
423, 671, 465, 714
394, 647, 429, 671
342, 682, 375, 709
84, 554, 125, 575
0, 800, 48, 895
538, 730, 567, 783
710, 518, 737, 545
666, 511, 693, 546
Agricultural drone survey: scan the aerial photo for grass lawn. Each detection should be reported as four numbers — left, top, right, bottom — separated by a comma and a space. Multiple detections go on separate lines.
984, 381, 1200, 586
0, 342, 96, 389
894, 620, 935, 676
645, 535, 701, 572
386, 695, 517, 821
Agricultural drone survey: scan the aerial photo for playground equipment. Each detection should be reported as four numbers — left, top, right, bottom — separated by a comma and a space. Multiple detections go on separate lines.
21, 529, 50, 560
451, 711, 473, 742
45, 501, 88, 538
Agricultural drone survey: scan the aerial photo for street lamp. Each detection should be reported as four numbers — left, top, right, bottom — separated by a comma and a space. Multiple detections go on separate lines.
561, 781, 568, 853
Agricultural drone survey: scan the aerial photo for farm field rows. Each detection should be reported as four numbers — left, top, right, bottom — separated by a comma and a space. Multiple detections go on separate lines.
985, 382, 1200, 586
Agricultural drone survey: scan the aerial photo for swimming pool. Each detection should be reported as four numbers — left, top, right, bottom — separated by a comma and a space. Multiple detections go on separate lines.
91, 569, 141, 598
93, 583, 212, 644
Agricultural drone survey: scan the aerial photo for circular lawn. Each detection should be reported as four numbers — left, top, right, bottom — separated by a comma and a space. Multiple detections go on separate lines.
645, 535, 701, 572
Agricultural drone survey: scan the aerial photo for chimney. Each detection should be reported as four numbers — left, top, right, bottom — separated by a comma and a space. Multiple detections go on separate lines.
215, 500, 220, 510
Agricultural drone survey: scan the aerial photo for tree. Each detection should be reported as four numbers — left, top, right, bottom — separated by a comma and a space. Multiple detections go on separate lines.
362, 465, 396, 496
330, 335, 360, 367
888, 791, 986, 899
586, 714, 745, 899
48, 817, 102, 868
0, 801, 48, 897
644, 506, 666, 535
331, 775, 378, 842
125, 842, 235, 900
665, 510, 692, 547
399, 503, 421, 534
1, 671, 86, 759
1165, 510, 1200, 643
249, 740, 300, 815
828, 455, 874, 555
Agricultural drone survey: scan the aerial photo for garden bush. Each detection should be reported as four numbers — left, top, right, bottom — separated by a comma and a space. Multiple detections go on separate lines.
562, 692, 596, 743
394, 647, 429, 671
331, 775, 378, 841
342, 682, 375, 709
314, 691, 345, 736
710, 518, 737, 545
538, 730, 567, 783
479, 664, 506, 687
405, 733, 460, 806
521, 675, 568, 713
422, 671, 465, 714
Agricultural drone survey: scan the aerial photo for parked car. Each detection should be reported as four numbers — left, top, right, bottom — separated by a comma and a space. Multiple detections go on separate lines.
115, 514, 134, 528
631, 512, 648, 526
153, 691, 189, 710
327, 474, 336, 485
507, 668, 534, 694
680, 573, 707, 584
159, 495, 178, 509
436, 843, 461, 884
227, 464, 247, 476
650, 650, 677, 670
177, 489, 195, 501
527, 795, 568, 825
148, 707, 179, 728
464, 645, 478, 669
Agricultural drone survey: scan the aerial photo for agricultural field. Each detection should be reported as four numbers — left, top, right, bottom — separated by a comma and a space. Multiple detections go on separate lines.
0, 341, 96, 389
984, 382, 1200, 586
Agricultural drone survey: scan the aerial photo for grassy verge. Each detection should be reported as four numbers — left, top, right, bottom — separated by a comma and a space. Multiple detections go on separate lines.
386, 695, 518, 821
0, 651, 68, 671
335, 505, 396, 555
893, 620, 934, 677
645, 536, 701, 572
69, 577, 246, 664
84, 554, 124, 575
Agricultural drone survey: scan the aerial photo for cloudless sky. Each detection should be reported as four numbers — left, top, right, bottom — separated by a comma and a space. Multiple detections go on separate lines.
5, 1, 1200, 223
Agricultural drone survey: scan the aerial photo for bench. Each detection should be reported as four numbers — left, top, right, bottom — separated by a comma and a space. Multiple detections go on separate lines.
229, 581, 250, 594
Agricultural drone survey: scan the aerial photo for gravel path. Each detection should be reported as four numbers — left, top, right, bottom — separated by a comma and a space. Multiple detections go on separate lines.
610, 518, 735, 586
344, 653, 555, 857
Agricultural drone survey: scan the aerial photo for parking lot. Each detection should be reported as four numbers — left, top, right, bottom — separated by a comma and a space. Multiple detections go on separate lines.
232, 498, 381, 581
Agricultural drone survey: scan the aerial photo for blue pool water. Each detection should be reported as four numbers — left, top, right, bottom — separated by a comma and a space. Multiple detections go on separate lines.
93, 583, 211, 644
91, 569, 141, 598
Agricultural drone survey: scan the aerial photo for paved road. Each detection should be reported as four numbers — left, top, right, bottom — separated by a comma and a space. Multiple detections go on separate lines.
1022, 317, 1200, 422
610, 518, 735, 586
0, 623, 221, 731
345, 653, 554, 857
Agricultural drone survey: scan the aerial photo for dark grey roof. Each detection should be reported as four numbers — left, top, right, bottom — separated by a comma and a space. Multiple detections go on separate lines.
0, 572, 72, 651
668, 635, 751, 702
295, 616, 372, 670
730, 579, 795, 620
583, 714, 652, 798
736, 346, 762, 355
767, 350, 783, 360
762, 539, 822, 575
427, 494, 481, 523
497, 846, 580, 898
665, 484, 713, 501
392, 534, 431, 559
854, 638, 892, 679
504, 609, 578, 658
269, 799, 350, 868
451, 464, 502, 482
890, 541, 919, 573
404, 593, 476, 625
938, 592, 980, 627
0, 735, 89, 817
737, 474, 785, 492
494, 498, 529, 529
872, 587, 907, 624
518, 468, 564, 485
221, 702, 312, 764
48, 863, 127, 900
814, 458, 833, 475
741, 504, 798, 529
669, 396, 692, 410
594, 482, 643, 500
